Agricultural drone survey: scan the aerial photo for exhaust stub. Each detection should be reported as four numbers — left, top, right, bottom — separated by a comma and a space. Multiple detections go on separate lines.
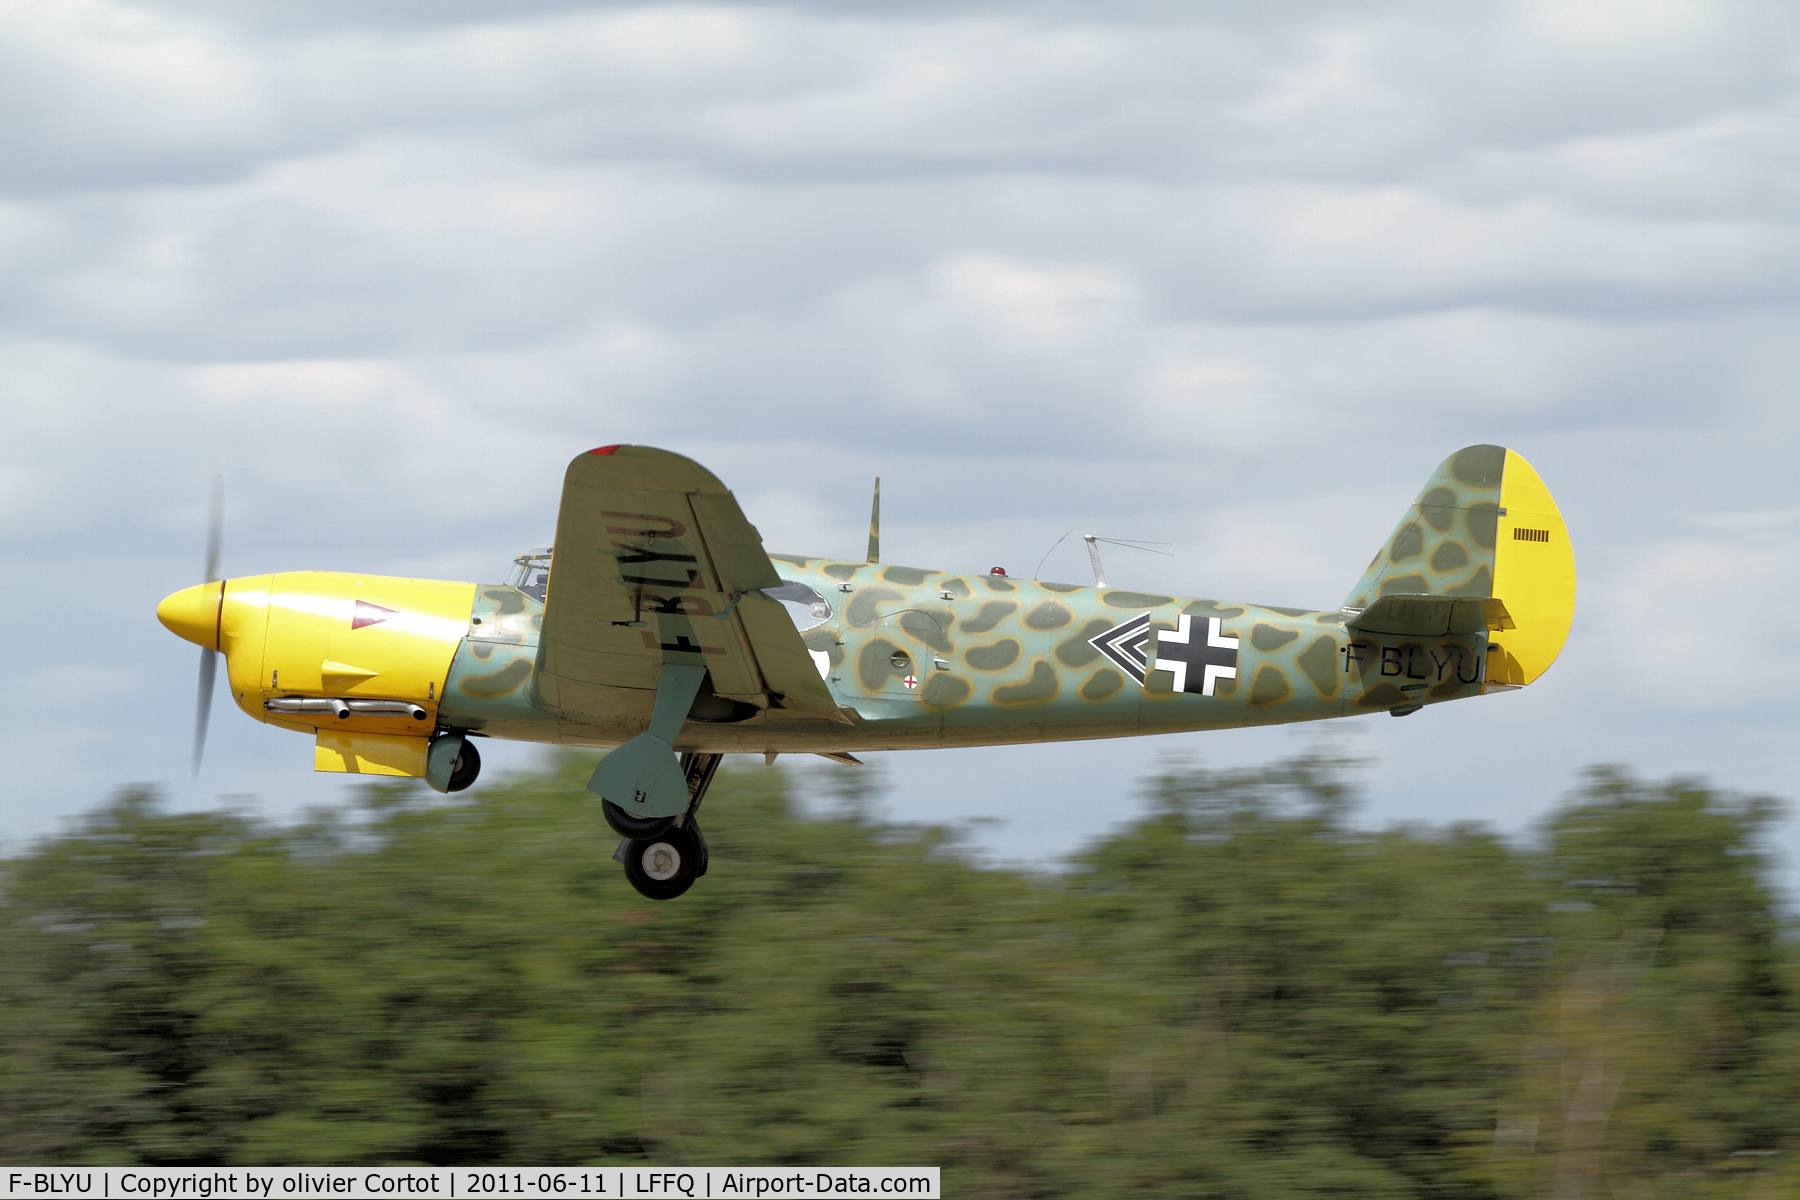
266, 697, 430, 721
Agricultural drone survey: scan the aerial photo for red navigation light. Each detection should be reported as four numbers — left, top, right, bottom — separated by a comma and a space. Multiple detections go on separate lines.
587, 445, 622, 455
990, 567, 1007, 576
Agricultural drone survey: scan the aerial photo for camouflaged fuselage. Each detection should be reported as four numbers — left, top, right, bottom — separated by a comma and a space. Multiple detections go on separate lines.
439, 557, 1494, 753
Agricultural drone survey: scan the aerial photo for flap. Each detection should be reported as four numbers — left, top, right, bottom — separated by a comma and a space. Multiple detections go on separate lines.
736, 592, 849, 721
534, 445, 851, 725
1348, 593, 1514, 637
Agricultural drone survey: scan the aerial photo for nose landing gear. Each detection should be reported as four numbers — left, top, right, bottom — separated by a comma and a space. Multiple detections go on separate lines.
613, 752, 720, 900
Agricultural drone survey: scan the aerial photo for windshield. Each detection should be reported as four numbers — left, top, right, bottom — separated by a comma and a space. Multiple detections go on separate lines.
507, 546, 552, 602
762, 580, 833, 630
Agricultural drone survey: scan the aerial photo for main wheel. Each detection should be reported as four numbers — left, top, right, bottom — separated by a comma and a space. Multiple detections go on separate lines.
602, 798, 677, 840
621, 824, 703, 901
446, 738, 481, 792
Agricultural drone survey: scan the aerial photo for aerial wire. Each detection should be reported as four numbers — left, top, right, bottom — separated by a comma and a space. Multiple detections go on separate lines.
1033, 529, 1073, 580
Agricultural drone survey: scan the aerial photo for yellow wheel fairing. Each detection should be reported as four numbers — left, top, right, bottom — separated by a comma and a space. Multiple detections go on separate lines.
1487, 449, 1575, 687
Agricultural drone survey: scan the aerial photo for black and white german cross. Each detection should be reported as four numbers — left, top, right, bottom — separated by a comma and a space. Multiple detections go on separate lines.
1153, 614, 1240, 696
1088, 612, 1241, 696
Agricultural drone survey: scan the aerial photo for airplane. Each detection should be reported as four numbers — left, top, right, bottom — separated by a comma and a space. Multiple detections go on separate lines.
157, 443, 1574, 900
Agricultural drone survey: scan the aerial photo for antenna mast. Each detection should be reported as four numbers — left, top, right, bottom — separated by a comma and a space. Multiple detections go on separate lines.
1081, 535, 1171, 587
867, 477, 880, 563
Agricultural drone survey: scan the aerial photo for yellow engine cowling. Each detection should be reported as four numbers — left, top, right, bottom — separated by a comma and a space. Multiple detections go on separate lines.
211, 572, 477, 764
161, 570, 478, 775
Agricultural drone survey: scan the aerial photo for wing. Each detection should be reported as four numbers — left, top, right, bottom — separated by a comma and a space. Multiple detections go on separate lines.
533, 445, 851, 725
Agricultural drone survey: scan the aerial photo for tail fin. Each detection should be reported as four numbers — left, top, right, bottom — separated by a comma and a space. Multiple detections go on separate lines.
1343, 444, 1575, 687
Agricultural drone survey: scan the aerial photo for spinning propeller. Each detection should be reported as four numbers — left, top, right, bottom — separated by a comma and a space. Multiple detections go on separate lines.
191, 476, 223, 775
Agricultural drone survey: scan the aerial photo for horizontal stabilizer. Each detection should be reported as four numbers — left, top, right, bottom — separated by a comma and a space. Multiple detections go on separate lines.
1348, 593, 1513, 637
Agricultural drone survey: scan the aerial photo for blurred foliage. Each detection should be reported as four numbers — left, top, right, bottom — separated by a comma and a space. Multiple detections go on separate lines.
2, 752, 1796, 1198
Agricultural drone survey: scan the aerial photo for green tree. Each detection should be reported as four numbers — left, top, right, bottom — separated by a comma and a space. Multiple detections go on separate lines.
1493, 767, 1796, 1200
1061, 754, 1551, 1198
1, 751, 1795, 1200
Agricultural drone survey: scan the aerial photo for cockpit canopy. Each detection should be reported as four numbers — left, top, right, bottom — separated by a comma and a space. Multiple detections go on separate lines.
763, 580, 833, 630
508, 546, 552, 602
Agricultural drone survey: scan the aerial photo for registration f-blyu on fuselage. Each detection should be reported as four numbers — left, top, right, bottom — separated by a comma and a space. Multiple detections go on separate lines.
156, 443, 1575, 900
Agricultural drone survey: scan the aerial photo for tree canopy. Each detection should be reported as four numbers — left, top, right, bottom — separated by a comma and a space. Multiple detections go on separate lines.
2, 752, 1794, 1198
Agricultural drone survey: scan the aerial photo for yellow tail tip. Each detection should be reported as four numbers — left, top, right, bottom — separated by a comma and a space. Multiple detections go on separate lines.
158, 582, 223, 651
1487, 448, 1575, 686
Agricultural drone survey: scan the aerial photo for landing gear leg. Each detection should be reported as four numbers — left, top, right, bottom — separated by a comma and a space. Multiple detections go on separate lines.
679, 751, 723, 817
587, 664, 706, 820
615, 752, 722, 900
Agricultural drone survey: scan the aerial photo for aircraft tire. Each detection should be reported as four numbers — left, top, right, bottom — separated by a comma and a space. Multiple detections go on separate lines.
447, 738, 481, 792
602, 798, 677, 840
622, 824, 702, 901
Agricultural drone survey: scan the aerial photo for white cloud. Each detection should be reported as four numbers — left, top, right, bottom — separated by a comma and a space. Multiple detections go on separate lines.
1591, 527, 1799, 713
1513, 0, 1721, 53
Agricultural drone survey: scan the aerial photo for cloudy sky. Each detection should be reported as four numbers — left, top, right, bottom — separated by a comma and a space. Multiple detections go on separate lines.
4, 0, 1797, 878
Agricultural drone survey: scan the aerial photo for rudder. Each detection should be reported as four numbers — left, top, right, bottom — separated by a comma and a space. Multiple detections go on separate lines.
1488, 449, 1575, 686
